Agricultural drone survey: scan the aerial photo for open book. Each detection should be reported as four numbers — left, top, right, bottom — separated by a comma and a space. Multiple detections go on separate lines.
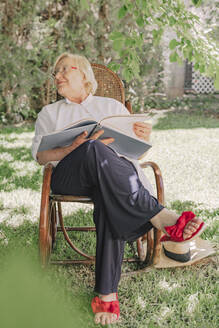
37, 114, 152, 160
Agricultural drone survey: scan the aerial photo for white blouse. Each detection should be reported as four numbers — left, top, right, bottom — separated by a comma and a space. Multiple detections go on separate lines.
32, 94, 154, 194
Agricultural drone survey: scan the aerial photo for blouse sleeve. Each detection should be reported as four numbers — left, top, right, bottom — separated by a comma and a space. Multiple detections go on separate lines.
112, 99, 131, 116
31, 107, 51, 161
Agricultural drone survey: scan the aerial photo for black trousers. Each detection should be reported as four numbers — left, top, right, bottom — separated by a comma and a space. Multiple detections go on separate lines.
51, 140, 164, 294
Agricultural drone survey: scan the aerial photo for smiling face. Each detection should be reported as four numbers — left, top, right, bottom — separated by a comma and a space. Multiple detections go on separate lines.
53, 56, 88, 102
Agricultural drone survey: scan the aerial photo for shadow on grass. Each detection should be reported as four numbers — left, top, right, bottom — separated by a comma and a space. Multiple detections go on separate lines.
0, 146, 33, 162
0, 162, 42, 191
154, 110, 219, 130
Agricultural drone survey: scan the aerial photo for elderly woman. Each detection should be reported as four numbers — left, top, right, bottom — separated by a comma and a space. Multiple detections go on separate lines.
32, 53, 205, 326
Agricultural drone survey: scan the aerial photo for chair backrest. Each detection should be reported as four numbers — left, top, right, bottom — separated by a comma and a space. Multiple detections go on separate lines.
91, 63, 125, 105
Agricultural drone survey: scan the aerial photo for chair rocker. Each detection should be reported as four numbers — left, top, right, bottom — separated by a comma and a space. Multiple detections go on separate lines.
39, 63, 164, 268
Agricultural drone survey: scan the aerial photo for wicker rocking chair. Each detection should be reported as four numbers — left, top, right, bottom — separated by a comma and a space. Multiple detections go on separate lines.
39, 63, 164, 267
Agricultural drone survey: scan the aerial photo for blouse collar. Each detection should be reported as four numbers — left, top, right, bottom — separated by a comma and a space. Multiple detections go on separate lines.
65, 93, 93, 105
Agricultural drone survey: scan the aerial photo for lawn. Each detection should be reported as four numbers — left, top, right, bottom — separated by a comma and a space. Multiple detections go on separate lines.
0, 109, 218, 328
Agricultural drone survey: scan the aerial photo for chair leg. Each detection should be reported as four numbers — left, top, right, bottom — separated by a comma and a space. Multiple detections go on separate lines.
137, 235, 147, 262
145, 230, 154, 264
51, 201, 57, 249
153, 229, 163, 265
57, 202, 95, 261
39, 163, 53, 267
139, 161, 165, 266
136, 229, 155, 264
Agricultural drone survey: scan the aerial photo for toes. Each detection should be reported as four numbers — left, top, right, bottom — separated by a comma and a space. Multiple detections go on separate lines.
94, 312, 117, 326
101, 314, 111, 325
183, 232, 189, 239
193, 217, 202, 223
183, 227, 191, 235
105, 316, 111, 325
183, 218, 203, 239
188, 226, 197, 233
189, 224, 199, 230
94, 313, 101, 324
185, 220, 201, 233
183, 228, 192, 239
191, 219, 201, 227
94, 313, 118, 326
112, 314, 118, 322
101, 315, 107, 325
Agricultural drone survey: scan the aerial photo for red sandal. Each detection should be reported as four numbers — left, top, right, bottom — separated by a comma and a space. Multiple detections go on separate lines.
91, 294, 120, 320
160, 211, 206, 243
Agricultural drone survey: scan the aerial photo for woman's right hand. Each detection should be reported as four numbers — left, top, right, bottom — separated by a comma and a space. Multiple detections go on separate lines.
37, 129, 114, 166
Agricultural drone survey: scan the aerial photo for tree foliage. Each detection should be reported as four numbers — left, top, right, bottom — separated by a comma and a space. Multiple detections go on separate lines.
0, 0, 218, 123
110, 0, 219, 88
0, 0, 164, 121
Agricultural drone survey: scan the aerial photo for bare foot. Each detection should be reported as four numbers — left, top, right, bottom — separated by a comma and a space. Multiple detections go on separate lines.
95, 312, 118, 325
94, 293, 119, 325
182, 217, 203, 240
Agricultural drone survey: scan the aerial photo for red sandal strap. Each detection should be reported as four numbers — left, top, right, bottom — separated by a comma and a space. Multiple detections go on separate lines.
160, 211, 204, 242
91, 296, 120, 318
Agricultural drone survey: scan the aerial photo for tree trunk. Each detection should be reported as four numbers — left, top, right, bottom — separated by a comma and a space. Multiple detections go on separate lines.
96, 0, 110, 63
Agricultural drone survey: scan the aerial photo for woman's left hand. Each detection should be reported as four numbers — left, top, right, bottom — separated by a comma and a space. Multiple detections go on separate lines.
133, 122, 152, 141
90, 129, 115, 145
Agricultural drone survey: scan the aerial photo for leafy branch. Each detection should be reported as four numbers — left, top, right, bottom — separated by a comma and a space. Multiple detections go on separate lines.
109, 0, 219, 89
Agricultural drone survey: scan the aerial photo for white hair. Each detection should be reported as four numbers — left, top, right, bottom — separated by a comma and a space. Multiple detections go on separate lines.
53, 53, 98, 95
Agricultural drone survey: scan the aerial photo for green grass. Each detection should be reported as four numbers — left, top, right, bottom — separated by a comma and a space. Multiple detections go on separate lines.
0, 161, 42, 191
154, 110, 219, 130
0, 122, 218, 327
0, 123, 34, 134
0, 251, 93, 328
0, 202, 218, 327
0, 145, 34, 161
49, 209, 138, 262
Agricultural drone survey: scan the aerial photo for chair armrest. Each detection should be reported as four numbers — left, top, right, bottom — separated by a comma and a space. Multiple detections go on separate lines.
42, 163, 53, 186
40, 163, 53, 219
140, 161, 164, 264
140, 161, 164, 205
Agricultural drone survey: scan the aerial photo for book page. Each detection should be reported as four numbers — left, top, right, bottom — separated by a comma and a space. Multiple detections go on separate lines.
100, 114, 152, 140
65, 119, 97, 130
98, 126, 152, 160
